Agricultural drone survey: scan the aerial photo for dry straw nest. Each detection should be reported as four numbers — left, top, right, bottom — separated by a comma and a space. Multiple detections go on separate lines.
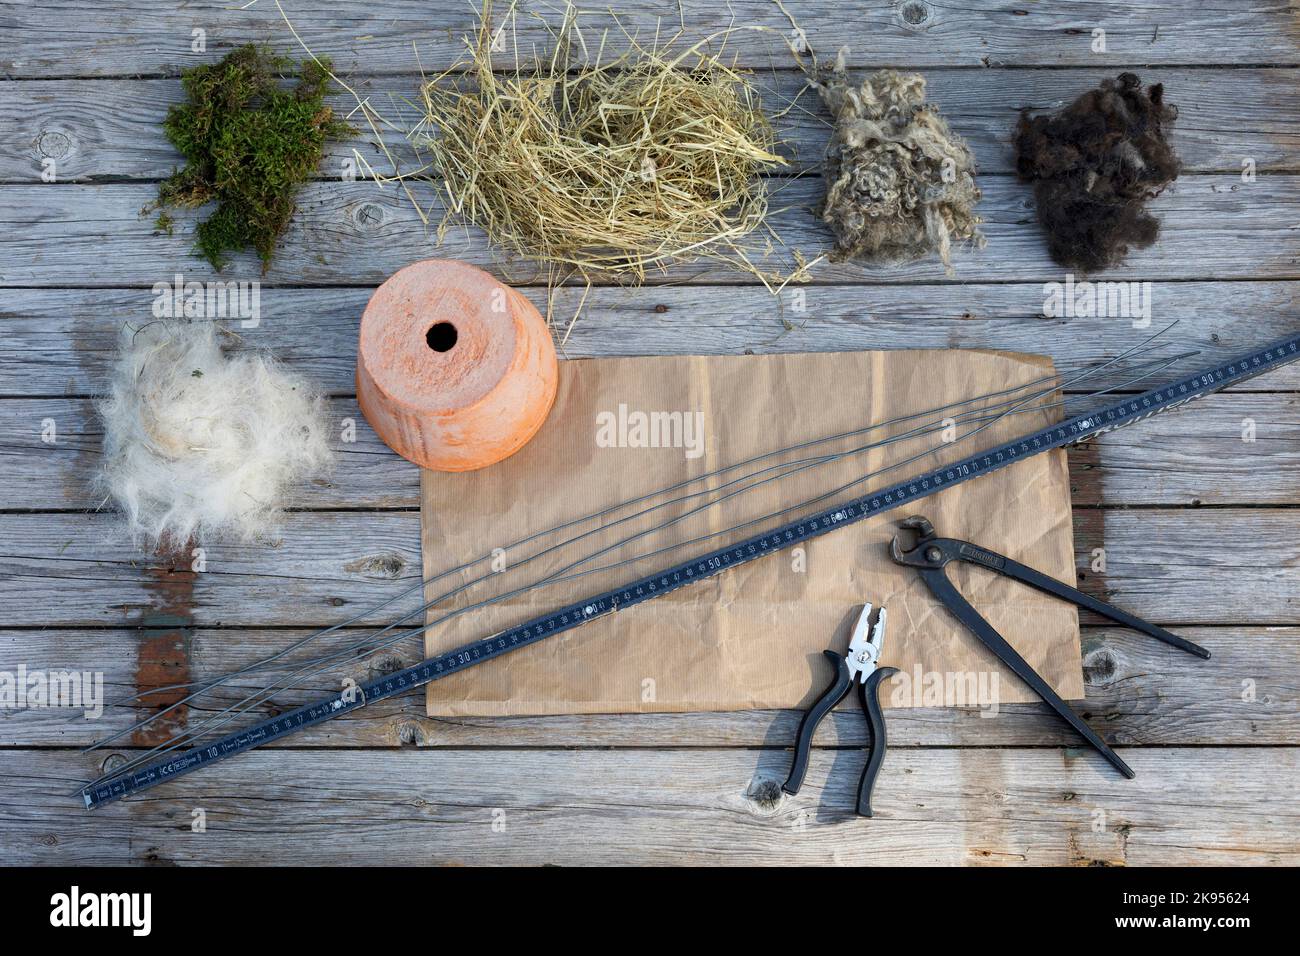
411, 2, 807, 300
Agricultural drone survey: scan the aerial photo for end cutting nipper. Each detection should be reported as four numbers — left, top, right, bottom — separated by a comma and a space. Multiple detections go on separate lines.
889, 515, 1210, 779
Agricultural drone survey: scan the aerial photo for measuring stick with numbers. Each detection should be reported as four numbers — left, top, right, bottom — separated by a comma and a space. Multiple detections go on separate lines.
81, 334, 1300, 809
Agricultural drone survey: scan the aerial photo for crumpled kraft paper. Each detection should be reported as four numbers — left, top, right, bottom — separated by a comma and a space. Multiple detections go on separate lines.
422, 349, 1083, 716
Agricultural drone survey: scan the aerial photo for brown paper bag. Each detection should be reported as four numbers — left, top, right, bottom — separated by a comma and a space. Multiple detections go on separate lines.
421, 349, 1083, 716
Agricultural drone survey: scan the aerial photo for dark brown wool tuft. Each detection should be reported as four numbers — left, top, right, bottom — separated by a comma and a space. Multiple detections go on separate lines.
1015, 73, 1180, 273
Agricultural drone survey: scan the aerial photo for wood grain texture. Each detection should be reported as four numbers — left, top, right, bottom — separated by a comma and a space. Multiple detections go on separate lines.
3, 748, 1294, 865
1, 0, 1296, 867
5, 68, 1299, 182
5, 394, 1296, 510
4, 284, 1298, 398
3, 176, 1298, 286
4, 0, 1299, 77
1074, 509, 1299, 626
0, 508, 1293, 627
1, 626, 1293, 748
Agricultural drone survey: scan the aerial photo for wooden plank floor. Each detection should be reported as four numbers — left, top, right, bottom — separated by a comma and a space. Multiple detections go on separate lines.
1, 0, 1297, 866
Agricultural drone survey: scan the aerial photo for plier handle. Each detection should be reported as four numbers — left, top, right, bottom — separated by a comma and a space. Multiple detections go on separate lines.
889, 515, 1210, 779
783, 604, 898, 817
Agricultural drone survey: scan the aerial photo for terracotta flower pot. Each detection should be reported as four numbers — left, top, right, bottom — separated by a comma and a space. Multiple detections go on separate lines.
356, 259, 558, 472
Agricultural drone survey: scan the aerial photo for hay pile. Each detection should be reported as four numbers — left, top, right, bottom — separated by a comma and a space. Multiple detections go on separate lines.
813, 57, 983, 273
413, 1, 798, 292
1015, 72, 1180, 273
97, 321, 333, 548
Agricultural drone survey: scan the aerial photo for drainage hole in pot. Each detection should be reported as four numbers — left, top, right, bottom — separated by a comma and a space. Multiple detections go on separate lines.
426, 321, 458, 352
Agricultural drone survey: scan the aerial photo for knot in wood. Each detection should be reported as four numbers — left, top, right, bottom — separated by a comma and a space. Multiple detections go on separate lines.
745, 776, 785, 814
100, 752, 129, 774
343, 551, 406, 578
396, 721, 426, 746
35, 129, 73, 159
899, 1, 933, 27
1082, 647, 1119, 685
353, 201, 385, 231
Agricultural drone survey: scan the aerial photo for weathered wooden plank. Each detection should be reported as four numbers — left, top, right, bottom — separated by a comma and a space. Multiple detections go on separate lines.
5, 284, 1298, 398
1, 626, 1292, 748
0, 508, 1293, 627
1, 0, 1292, 868
3, 748, 1294, 865
3, 176, 1297, 286
1076, 509, 1300, 627
6, 394, 1295, 511
1071, 393, 1300, 506
6, 68, 1298, 183
4, 0, 1299, 77
0, 397, 416, 510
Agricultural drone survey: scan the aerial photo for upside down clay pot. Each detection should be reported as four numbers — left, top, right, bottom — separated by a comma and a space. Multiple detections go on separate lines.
356, 259, 558, 471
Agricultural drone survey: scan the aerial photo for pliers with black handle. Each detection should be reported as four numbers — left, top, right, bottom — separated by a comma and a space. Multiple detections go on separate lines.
783, 603, 898, 817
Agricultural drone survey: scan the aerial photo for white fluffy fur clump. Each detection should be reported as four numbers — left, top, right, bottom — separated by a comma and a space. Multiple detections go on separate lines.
97, 321, 333, 547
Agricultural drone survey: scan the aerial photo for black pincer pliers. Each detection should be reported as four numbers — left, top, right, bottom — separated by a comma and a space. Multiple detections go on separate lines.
783, 603, 898, 817
889, 515, 1210, 779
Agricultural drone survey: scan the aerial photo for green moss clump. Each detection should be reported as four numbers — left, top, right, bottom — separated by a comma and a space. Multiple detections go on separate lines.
154, 45, 352, 272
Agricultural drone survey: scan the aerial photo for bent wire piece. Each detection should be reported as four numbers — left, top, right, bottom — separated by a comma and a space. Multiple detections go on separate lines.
889, 515, 1210, 780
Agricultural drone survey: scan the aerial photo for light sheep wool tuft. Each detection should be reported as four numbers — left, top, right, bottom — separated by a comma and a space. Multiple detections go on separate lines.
814, 57, 983, 273
97, 321, 333, 547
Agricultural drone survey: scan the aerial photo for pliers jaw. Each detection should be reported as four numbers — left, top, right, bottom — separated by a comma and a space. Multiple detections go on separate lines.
889, 514, 952, 569
845, 604, 887, 681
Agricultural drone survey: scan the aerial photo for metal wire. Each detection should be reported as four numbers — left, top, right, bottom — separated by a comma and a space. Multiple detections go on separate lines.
87, 350, 1120, 727
98, 335, 1177, 720
81, 340, 1187, 783
80, 335, 1191, 789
